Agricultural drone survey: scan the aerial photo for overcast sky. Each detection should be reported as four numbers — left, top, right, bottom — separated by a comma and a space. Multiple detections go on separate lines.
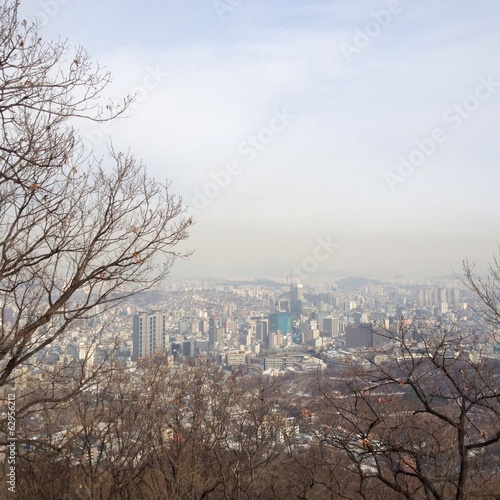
18, 0, 500, 279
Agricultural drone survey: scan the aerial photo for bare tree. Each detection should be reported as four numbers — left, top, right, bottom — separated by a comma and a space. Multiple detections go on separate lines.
313, 317, 500, 500
462, 256, 500, 330
0, 5, 191, 493
0, 0, 191, 394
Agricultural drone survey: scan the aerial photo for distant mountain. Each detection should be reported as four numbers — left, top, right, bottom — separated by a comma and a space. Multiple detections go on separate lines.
390, 258, 455, 277
335, 276, 380, 290
241, 259, 292, 279
168, 260, 218, 279
170, 259, 367, 282
168, 259, 292, 280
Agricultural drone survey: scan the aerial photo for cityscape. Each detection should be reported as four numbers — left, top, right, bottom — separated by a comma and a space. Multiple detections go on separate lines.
1, 0, 500, 498
5, 269, 499, 497
22, 272, 497, 383
126, 277, 489, 370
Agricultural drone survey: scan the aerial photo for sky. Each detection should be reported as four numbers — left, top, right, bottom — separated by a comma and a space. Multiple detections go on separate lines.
17, 0, 500, 280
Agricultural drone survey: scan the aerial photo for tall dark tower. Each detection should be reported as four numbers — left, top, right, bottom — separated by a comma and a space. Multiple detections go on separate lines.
290, 283, 304, 319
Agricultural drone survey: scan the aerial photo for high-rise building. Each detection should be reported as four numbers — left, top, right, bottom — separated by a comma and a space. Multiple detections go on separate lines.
290, 283, 304, 318
132, 311, 168, 361
303, 328, 320, 344
346, 323, 373, 349
209, 317, 221, 332
319, 292, 336, 307
256, 319, 268, 342
267, 330, 283, 349
417, 288, 432, 308
239, 329, 252, 346
268, 312, 292, 336
209, 327, 225, 349
346, 322, 387, 349
449, 288, 460, 306
341, 300, 357, 313
182, 339, 197, 358
322, 316, 339, 337
439, 301, 448, 316
437, 288, 447, 303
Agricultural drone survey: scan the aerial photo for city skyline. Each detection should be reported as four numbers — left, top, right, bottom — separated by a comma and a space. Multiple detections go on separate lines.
4, 3, 500, 496
18, 0, 500, 277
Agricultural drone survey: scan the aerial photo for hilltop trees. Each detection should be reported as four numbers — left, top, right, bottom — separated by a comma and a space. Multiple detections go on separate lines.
12, 362, 337, 499
0, 0, 191, 405
312, 314, 500, 499
0, 2, 192, 494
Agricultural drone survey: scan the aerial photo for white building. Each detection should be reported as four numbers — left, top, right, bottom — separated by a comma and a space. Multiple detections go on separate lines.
132, 311, 168, 360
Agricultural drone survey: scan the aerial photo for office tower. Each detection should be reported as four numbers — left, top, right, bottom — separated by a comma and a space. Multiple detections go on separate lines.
268, 312, 292, 336
183, 339, 197, 357
449, 288, 460, 306
417, 288, 435, 308
417, 288, 425, 308
322, 316, 339, 337
291, 283, 304, 302
208, 317, 223, 348
345, 322, 387, 349
178, 320, 189, 335
209, 327, 224, 349
209, 317, 221, 332
302, 319, 318, 332
341, 300, 357, 313
239, 328, 252, 346
439, 301, 448, 316
190, 320, 200, 336
353, 312, 362, 327
171, 342, 182, 360
346, 324, 371, 349
256, 319, 268, 342
319, 292, 335, 306
303, 328, 320, 344
268, 330, 283, 349
199, 319, 209, 334
290, 283, 304, 318
437, 288, 447, 304
132, 311, 168, 361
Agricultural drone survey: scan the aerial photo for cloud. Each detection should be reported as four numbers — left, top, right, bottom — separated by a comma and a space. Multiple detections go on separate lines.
16, 0, 500, 278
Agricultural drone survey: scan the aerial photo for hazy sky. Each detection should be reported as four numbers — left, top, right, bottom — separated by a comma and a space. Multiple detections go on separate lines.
18, 0, 500, 279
